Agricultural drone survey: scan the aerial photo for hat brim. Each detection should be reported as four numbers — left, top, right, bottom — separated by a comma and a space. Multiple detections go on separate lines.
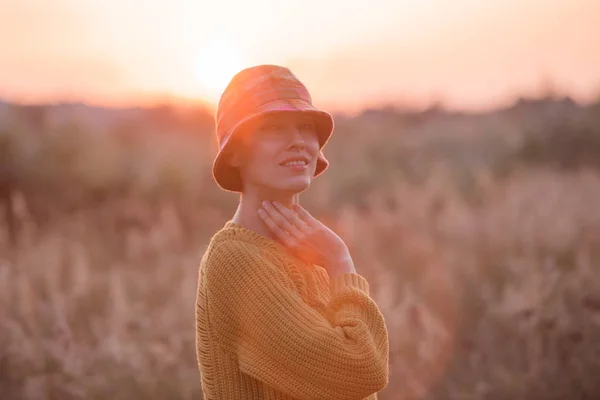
212, 99, 334, 193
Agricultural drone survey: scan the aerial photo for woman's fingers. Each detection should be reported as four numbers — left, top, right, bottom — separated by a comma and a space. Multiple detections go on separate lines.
291, 204, 317, 226
260, 201, 303, 237
258, 208, 297, 247
271, 201, 308, 231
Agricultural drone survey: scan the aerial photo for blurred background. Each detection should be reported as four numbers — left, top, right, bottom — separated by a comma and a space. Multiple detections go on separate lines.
1, 1, 600, 399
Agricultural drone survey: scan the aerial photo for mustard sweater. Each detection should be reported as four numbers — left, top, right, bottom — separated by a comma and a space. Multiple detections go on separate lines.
195, 221, 389, 400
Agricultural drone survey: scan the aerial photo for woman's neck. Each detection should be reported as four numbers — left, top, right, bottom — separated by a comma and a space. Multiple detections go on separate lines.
231, 190, 297, 240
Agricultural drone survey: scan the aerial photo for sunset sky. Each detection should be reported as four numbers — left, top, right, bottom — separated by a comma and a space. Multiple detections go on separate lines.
1, 0, 600, 113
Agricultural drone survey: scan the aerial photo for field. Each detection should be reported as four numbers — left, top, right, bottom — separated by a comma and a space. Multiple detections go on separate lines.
1, 96, 600, 399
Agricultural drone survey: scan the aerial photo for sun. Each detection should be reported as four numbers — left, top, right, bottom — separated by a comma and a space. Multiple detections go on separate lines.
194, 37, 246, 101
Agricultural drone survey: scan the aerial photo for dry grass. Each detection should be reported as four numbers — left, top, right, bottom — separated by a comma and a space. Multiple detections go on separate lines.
1, 98, 600, 399
347, 168, 600, 400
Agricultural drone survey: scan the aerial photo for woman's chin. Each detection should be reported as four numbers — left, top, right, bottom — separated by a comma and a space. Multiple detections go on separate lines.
277, 177, 312, 194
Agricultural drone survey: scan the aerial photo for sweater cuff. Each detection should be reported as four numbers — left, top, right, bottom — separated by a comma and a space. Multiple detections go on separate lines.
330, 272, 370, 297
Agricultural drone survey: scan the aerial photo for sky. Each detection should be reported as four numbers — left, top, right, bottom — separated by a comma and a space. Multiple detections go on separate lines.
1, 0, 600, 113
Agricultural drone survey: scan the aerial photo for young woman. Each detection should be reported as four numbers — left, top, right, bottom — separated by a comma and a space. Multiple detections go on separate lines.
195, 64, 389, 399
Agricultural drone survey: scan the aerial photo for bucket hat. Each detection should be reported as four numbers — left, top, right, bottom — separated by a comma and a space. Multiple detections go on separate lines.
212, 64, 334, 192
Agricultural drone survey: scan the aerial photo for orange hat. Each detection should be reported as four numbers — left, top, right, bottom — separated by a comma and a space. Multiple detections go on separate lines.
212, 65, 334, 192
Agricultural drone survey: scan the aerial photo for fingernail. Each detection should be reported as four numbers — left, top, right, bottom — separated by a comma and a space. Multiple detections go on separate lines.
272, 201, 280, 207
258, 208, 265, 216
262, 201, 269, 207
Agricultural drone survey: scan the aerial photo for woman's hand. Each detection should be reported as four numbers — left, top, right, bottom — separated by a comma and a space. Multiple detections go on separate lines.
258, 201, 355, 277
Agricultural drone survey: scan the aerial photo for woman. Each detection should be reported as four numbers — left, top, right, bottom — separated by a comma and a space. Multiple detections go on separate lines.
195, 64, 389, 400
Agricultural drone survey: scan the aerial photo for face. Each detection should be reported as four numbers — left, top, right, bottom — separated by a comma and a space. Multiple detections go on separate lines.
228, 111, 321, 196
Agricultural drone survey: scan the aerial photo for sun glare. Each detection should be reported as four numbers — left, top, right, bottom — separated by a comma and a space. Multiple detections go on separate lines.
194, 37, 246, 101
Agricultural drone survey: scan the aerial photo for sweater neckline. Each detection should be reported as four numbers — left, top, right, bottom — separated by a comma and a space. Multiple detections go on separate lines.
220, 220, 285, 251
220, 220, 320, 277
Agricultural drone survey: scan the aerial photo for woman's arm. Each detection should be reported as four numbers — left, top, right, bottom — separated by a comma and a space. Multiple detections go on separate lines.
203, 239, 389, 400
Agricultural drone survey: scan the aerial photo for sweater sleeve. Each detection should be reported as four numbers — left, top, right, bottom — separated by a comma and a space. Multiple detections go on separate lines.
205, 239, 389, 400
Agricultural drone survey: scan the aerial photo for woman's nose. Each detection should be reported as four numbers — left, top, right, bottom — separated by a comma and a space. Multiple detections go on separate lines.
287, 128, 305, 148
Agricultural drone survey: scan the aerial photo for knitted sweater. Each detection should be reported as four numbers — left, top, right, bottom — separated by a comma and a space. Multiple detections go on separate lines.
195, 221, 390, 400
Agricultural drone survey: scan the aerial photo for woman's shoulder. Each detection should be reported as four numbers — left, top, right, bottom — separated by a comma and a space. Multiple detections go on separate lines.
209, 221, 278, 248
202, 235, 259, 268
200, 222, 300, 288
200, 236, 303, 302
203, 221, 286, 261
200, 223, 275, 276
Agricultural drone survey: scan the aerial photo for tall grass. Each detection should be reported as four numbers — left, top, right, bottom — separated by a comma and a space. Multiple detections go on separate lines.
1, 97, 599, 399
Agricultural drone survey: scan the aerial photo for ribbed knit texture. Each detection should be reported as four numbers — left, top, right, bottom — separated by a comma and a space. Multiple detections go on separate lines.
195, 221, 390, 400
